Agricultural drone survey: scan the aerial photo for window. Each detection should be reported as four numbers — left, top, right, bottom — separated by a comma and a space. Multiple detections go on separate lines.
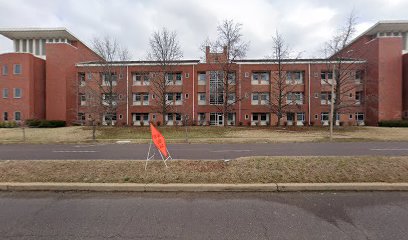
79, 94, 86, 106
320, 92, 334, 105
132, 113, 149, 125
14, 112, 21, 121
87, 72, 92, 80
260, 93, 269, 105
228, 113, 236, 125
78, 112, 86, 121
321, 71, 333, 84
228, 93, 236, 104
2, 64, 8, 75
209, 71, 224, 105
175, 93, 182, 105
198, 72, 206, 85
198, 93, 206, 105
14, 88, 22, 98
3, 112, 8, 121
286, 71, 304, 84
13, 64, 21, 75
287, 92, 303, 104
355, 91, 363, 104
142, 93, 149, 105
185, 73, 190, 78
297, 112, 305, 122
314, 114, 318, 120
166, 93, 174, 101
198, 113, 206, 124
355, 70, 363, 83
228, 72, 236, 85
2, 88, 8, 98
102, 93, 117, 106
175, 73, 182, 85
78, 72, 86, 86
252, 72, 269, 85
245, 114, 249, 120
321, 112, 329, 121
104, 112, 117, 122
355, 112, 364, 121
185, 93, 189, 99
166, 72, 182, 85
287, 112, 294, 121
175, 113, 182, 121
101, 73, 117, 86
349, 114, 353, 120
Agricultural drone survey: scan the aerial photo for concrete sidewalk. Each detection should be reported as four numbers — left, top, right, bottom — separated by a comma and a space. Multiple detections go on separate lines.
1, 182, 408, 192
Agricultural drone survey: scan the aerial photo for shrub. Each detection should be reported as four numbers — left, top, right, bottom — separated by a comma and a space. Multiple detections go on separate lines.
0, 121, 19, 128
156, 121, 161, 126
26, 119, 66, 128
378, 120, 408, 127
239, 121, 243, 126
26, 119, 41, 127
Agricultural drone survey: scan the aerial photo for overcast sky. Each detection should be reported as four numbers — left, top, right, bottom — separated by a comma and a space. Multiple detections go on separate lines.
0, 0, 407, 60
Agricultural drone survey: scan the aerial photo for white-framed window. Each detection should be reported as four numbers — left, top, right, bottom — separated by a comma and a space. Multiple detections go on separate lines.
355, 70, 363, 84
228, 72, 236, 85
198, 112, 206, 125
102, 93, 117, 106
321, 71, 333, 85
2, 88, 8, 98
286, 71, 304, 84
79, 93, 86, 106
14, 111, 21, 121
132, 113, 149, 126
227, 112, 236, 125
297, 112, 305, 121
103, 112, 117, 125
252, 93, 259, 105
355, 91, 363, 105
166, 93, 174, 101
260, 93, 269, 105
2, 64, 8, 75
251, 113, 269, 125
252, 72, 270, 85
78, 72, 86, 86
133, 93, 149, 106
227, 92, 236, 104
287, 112, 295, 123
355, 112, 364, 121
166, 72, 182, 85
198, 93, 206, 105
321, 112, 329, 121
13, 64, 21, 75
198, 72, 206, 85
78, 112, 86, 122
320, 92, 334, 105
175, 92, 182, 105
287, 92, 303, 104
101, 73, 117, 86
185, 73, 190, 78
13, 88, 22, 98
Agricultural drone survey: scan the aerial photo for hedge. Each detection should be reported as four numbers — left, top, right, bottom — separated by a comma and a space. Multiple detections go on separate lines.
26, 119, 66, 128
378, 120, 408, 127
0, 121, 18, 128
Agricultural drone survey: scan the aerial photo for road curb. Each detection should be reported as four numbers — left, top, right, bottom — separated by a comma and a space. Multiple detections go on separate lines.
1, 182, 408, 192
276, 183, 408, 191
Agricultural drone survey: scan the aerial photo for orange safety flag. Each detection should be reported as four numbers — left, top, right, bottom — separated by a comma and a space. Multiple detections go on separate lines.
150, 123, 168, 158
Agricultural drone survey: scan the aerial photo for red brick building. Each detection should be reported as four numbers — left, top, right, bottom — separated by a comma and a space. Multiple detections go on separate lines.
1, 22, 408, 126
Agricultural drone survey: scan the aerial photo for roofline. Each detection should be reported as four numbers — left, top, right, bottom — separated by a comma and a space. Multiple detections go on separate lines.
234, 59, 366, 64
331, 20, 408, 58
76, 60, 201, 67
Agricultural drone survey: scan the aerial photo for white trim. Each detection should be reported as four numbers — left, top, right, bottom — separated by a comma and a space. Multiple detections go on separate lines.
308, 63, 311, 125
192, 64, 195, 121
126, 65, 129, 125
235, 60, 366, 65
76, 62, 199, 67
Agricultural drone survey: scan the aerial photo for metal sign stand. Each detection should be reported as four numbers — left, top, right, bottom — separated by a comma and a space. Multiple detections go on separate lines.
145, 139, 173, 170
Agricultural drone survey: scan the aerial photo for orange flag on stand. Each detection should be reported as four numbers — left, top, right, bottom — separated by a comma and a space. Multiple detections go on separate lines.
150, 123, 168, 158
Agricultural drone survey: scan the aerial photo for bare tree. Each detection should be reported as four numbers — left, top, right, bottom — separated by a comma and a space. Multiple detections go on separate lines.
323, 11, 368, 139
203, 19, 249, 126
78, 36, 129, 139
147, 28, 183, 125
266, 30, 302, 127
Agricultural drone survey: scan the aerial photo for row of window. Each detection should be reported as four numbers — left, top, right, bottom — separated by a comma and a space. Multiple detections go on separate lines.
1, 64, 22, 75
2, 111, 21, 121
2, 88, 22, 98
78, 70, 363, 87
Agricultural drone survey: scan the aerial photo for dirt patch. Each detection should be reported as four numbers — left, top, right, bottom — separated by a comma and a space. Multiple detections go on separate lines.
1, 156, 407, 184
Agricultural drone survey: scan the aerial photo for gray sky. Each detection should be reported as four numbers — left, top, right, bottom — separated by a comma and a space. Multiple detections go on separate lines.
0, 0, 407, 60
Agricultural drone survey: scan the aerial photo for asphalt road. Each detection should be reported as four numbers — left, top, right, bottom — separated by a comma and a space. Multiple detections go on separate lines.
0, 141, 408, 160
0, 191, 407, 239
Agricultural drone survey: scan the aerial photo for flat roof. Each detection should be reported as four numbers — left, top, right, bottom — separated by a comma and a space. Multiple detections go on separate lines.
77, 60, 201, 67
363, 20, 408, 36
0, 27, 79, 41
